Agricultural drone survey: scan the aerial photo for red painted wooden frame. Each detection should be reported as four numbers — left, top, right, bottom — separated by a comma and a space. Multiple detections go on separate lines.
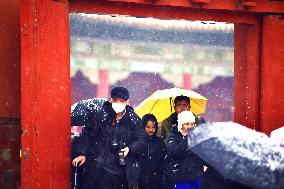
20, 1, 284, 189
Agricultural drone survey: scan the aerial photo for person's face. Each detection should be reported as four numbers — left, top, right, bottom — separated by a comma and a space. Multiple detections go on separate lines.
110, 98, 128, 105
181, 122, 195, 132
145, 121, 156, 136
174, 100, 190, 114
110, 98, 129, 114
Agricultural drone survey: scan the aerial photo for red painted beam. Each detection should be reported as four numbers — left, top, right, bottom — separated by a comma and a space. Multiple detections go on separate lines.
69, 0, 259, 24
71, 0, 284, 14
261, 15, 284, 135
20, 0, 70, 188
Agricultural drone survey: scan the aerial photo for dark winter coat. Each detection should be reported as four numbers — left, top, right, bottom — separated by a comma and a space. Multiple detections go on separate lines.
76, 101, 146, 176
165, 126, 204, 185
138, 133, 167, 188
200, 166, 253, 189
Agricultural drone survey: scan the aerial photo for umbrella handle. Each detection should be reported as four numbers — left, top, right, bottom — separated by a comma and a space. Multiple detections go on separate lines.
170, 97, 173, 113
74, 167, 78, 189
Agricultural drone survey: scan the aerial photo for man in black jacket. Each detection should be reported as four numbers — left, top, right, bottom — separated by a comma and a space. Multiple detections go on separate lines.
72, 87, 146, 189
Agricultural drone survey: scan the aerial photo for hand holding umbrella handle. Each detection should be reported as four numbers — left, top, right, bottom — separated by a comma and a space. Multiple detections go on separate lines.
72, 155, 86, 167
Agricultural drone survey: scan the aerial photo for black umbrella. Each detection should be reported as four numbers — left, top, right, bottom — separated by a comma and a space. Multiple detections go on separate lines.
71, 98, 108, 126
188, 122, 284, 189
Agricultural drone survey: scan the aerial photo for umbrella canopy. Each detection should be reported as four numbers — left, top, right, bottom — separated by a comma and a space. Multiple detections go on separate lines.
188, 122, 284, 189
71, 98, 108, 126
135, 88, 207, 122
270, 126, 284, 147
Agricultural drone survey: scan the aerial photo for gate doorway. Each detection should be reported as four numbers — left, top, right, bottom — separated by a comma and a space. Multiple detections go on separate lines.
20, 1, 284, 188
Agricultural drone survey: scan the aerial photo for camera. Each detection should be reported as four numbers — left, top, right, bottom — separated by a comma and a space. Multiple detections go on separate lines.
118, 151, 126, 166
112, 139, 126, 166
112, 139, 119, 153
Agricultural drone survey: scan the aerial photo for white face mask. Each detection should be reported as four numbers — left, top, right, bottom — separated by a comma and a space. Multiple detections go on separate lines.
112, 103, 126, 113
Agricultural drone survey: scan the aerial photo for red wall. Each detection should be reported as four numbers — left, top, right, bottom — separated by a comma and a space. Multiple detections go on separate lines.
0, 0, 21, 189
0, 0, 20, 117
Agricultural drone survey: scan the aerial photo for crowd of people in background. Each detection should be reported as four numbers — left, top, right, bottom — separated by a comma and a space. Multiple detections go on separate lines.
71, 86, 252, 189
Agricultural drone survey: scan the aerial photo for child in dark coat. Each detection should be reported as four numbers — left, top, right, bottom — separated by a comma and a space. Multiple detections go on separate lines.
138, 114, 167, 189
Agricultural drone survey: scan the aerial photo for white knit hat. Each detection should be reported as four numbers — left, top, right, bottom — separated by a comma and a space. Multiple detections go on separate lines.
178, 111, 195, 132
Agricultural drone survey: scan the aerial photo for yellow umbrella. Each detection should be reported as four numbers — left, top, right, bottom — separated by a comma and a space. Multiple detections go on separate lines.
135, 88, 208, 122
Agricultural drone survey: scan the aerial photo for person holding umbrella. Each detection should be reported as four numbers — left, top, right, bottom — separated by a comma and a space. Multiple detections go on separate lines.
72, 86, 146, 189
164, 111, 204, 189
138, 114, 167, 189
157, 96, 200, 143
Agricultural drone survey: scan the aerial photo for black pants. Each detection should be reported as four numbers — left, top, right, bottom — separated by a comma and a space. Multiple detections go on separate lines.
82, 168, 128, 189
139, 181, 163, 189
138, 174, 163, 189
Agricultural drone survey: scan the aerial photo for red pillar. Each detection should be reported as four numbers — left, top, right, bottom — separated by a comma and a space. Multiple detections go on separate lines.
97, 69, 110, 98
183, 73, 192, 90
261, 15, 284, 135
234, 22, 261, 131
20, 1, 70, 188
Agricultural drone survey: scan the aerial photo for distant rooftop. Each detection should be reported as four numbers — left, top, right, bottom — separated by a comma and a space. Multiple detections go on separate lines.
70, 14, 234, 47
74, 13, 234, 32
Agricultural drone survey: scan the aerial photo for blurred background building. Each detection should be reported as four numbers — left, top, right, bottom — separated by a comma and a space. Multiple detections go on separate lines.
70, 13, 234, 122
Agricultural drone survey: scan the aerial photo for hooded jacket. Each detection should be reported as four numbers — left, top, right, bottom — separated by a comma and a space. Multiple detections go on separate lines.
138, 116, 167, 189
